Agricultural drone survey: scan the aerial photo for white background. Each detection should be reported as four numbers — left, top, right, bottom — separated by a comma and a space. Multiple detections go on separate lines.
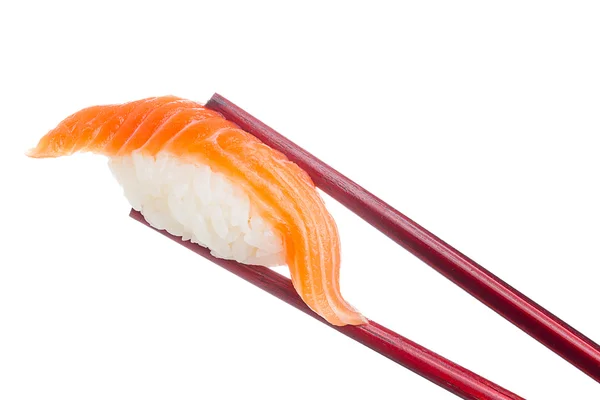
1, 1, 599, 399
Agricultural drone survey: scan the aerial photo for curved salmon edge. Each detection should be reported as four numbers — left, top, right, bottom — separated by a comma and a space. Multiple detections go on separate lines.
26, 96, 366, 326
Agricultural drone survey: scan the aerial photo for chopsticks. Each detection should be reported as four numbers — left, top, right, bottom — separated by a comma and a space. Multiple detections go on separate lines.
205, 93, 600, 382
130, 209, 523, 400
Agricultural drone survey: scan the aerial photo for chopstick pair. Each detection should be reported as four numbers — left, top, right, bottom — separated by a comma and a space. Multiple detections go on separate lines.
130, 93, 600, 399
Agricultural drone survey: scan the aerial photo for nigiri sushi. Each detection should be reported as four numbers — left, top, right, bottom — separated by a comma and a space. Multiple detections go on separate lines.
27, 95, 365, 326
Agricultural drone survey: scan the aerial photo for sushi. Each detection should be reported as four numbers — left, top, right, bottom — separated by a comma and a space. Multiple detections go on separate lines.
27, 95, 365, 326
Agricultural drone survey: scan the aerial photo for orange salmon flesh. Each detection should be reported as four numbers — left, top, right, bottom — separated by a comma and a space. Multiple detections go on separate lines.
27, 96, 365, 326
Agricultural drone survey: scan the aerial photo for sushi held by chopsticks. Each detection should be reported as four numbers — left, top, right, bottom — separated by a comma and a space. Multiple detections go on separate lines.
27, 95, 365, 326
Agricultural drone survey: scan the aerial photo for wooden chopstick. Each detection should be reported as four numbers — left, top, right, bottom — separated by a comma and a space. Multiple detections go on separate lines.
205, 93, 600, 383
130, 209, 523, 400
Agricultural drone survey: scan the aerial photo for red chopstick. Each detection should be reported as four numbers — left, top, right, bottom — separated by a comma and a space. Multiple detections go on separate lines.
130, 209, 523, 400
205, 93, 600, 383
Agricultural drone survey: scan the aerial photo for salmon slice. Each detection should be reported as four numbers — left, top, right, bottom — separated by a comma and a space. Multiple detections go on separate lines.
27, 96, 366, 326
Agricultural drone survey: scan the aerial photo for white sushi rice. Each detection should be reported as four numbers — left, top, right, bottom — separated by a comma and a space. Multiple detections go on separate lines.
108, 151, 285, 266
